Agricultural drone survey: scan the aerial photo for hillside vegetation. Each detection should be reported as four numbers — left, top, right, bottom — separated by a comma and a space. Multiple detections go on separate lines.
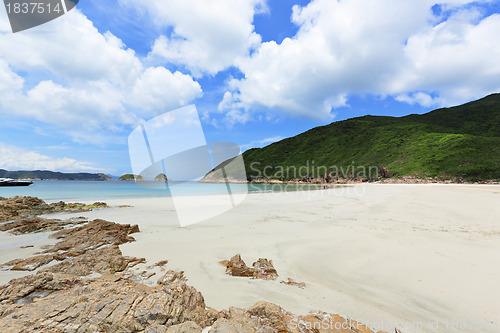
117, 174, 142, 181
227, 94, 500, 181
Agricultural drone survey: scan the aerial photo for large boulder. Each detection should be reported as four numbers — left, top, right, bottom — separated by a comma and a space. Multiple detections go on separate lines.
222, 254, 278, 280
0, 274, 215, 332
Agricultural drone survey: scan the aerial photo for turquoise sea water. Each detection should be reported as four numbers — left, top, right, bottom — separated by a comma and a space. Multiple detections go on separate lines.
0, 181, 319, 201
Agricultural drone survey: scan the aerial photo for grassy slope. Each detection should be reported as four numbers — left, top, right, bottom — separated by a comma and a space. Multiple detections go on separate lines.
241, 94, 500, 181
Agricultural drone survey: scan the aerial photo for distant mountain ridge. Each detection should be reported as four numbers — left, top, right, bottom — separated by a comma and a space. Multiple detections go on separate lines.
205, 93, 500, 182
0, 169, 112, 181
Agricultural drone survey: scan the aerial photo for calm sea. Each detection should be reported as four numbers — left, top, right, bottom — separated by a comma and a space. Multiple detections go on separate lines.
0, 181, 319, 202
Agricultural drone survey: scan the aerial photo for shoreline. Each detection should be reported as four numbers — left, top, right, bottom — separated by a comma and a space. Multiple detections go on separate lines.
219, 178, 500, 185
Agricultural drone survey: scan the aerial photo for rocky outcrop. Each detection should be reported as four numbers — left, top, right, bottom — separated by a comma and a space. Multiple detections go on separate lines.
41, 245, 146, 276
212, 301, 378, 333
0, 273, 216, 333
252, 258, 278, 280
221, 254, 278, 280
221, 254, 253, 277
0, 214, 215, 332
164, 321, 202, 333
0, 196, 45, 222
0, 277, 380, 333
47, 219, 139, 254
0, 217, 87, 235
157, 270, 188, 285
1, 219, 140, 273
6, 254, 57, 272
0, 196, 108, 223
0, 272, 81, 303
209, 317, 256, 332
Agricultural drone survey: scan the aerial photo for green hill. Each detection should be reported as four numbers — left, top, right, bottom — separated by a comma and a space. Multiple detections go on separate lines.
209, 94, 500, 182
117, 174, 143, 181
117, 174, 168, 181
0, 170, 112, 181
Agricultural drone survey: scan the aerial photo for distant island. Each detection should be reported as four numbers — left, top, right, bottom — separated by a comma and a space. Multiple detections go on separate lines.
117, 174, 141, 181
203, 93, 500, 183
0, 169, 112, 181
0, 170, 171, 182
117, 174, 167, 181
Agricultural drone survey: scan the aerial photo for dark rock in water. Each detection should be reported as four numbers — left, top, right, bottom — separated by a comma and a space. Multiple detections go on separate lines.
222, 254, 278, 280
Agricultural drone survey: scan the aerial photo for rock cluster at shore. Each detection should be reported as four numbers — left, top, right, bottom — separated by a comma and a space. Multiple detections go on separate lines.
0, 217, 87, 235
0, 196, 108, 223
0, 197, 386, 333
0, 272, 216, 332
248, 175, 500, 185
1, 218, 140, 272
221, 254, 279, 280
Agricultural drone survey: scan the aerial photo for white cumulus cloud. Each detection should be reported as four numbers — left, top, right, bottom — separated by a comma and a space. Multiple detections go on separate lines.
128, 67, 202, 115
122, 0, 267, 77
219, 0, 500, 123
0, 142, 103, 172
0, 9, 203, 143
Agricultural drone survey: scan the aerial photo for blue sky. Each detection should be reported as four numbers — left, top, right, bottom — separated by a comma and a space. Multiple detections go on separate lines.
0, 0, 499, 176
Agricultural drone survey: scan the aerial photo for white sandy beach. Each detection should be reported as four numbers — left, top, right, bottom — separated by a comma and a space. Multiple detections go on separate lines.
2, 184, 500, 332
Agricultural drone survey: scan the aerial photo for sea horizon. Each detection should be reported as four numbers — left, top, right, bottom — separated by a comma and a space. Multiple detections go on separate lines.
0, 180, 321, 202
